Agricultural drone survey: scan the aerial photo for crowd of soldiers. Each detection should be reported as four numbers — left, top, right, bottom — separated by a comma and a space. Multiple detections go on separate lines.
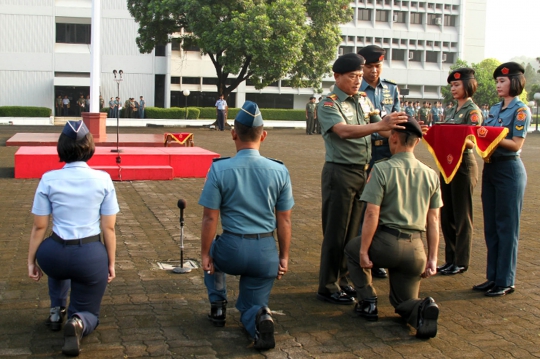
107, 96, 146, 119
55, 95, 105, 117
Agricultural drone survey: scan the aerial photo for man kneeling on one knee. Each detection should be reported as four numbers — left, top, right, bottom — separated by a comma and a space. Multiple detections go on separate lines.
345, 115, 442, 339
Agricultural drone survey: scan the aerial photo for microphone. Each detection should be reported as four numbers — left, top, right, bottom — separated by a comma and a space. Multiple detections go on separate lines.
177, 199, 186, 226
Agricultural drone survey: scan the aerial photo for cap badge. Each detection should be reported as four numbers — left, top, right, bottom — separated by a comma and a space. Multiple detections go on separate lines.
454, 72, 461, 79
501, 67, 509, 75
379, 55, 384, 61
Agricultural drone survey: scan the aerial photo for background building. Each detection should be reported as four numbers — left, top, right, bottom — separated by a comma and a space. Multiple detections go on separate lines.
0, 0, 486, 112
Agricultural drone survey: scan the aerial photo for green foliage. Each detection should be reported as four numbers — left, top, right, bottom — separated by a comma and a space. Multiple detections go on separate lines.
441, 58, 501, 107
127, 0, 351, 96
197, 107, 304, 121
529, 84, 540, 102
0, 106, 52, 117
144, 107, 201, 119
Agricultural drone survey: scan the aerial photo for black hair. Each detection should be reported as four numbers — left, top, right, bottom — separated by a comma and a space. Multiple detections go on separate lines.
508, 74, 526, 97
461, 78, 478, 98
234, 121, 263, 142
57, 133, 95, 163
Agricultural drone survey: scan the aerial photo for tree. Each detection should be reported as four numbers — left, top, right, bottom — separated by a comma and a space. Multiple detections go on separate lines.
127, 0, 352, 99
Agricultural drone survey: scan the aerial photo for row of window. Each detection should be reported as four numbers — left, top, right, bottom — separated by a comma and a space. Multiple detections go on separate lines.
358, 0, 459, 11
357, 9, 456, 26
343, 37, 457, 49
341, 46, 455, 63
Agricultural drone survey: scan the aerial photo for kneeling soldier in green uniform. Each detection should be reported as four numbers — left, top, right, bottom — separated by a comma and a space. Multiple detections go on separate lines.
345, 115, 443, 339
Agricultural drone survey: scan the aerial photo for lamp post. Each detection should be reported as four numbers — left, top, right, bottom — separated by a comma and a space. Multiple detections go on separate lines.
183, 89, 190, 120
112, 70, 123, 153
534, 93, 540, 132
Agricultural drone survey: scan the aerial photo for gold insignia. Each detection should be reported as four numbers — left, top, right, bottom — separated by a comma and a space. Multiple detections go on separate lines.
459, 114, 463, 118
515, 125, 524, 131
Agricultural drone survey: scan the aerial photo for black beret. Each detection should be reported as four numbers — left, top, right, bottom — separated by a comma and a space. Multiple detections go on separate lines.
447, 67, 475, 83
357, 45, 386, 64
332, 53, 365, 74
493, 62, 524, 79
395, 115, 423, 138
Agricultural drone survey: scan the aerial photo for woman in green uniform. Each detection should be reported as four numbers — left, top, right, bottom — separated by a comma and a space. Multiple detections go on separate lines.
437, 68, 482, 275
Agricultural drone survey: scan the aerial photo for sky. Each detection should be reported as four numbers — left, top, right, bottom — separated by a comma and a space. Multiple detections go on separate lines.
484, 0, 540, 62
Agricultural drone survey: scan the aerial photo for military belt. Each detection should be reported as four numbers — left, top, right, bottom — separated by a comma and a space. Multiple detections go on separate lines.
373, 139, 389, 147
51, 232, 101, 245
485, 155, 519, 164
223, 230, 274, 239
327, 162, 369, 171
379, 225, 421, 239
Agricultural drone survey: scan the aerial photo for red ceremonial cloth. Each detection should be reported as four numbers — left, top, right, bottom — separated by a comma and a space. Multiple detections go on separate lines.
423, 124, 508, 184
164, 132, 194, 145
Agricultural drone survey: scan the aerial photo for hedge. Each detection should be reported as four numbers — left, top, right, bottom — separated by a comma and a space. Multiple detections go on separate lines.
144, 107, 200, 119
0, 106, 51, 117
197, 107, 304, 121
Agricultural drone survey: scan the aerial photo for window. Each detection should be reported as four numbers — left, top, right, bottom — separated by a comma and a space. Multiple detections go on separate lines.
347, 36, 355, 43
358, 9, 372, 21
426, 40, 433, 46
401, 39, 407, 45
444, 15, 456, 26
171, 77, 180, 84
376, 10, 389, 22
410, 12, 422, 24
246, 93, 294, 109
171, 39, 181, 51
394, 11, 406, 23
202, 78, 217, 85
392, 38, 399, 44
339, 46, 355, 55
182, 77, 199, 85
427, 14, 440, 25
392, 49, 406, 61
425, 51, 438, 63
443, 52, 454, 63
154, 45, 166, 57
409, 50, 421, 62
56, 23, 91, 44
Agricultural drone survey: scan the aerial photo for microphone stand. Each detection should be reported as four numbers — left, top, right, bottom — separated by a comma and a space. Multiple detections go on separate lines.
173, 199, 192, 274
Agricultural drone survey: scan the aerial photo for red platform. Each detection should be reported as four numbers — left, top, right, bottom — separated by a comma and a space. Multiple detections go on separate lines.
14, 146, 220, 180
6, 133, 192, 147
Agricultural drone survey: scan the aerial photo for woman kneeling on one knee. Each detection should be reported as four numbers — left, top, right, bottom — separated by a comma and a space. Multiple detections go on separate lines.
27, 120, 119, 356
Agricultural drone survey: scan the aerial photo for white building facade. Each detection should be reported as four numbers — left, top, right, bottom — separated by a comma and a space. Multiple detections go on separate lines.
0, 0, 486, 112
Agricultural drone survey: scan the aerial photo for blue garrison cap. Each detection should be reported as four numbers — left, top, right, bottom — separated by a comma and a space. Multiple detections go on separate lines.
62, 120, 90, 140
235, 101, 263, 127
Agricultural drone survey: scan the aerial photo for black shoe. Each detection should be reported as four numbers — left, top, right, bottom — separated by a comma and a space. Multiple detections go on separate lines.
440, 264, 468, 275
436, 263, 452, 273
46, 306, 66, 331
354, 297, 378, 321
208, 300, 227, 327
472, 280, 495, 292
372, 267, 388, 278
253, 307, 275, 350
62, 317, 83, 356
485, 286, 515, 297
416, 297, 439, 339
316, 291, 355, 305
340, 285, 357, 298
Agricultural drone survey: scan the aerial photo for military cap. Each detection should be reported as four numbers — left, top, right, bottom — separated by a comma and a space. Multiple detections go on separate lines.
235, 101, 263, 127
357, 45, 386, 64
332, 53, 365, 74
447, 67, 475, 83
395, 115, 423, 138
62, 120, 89, 140
493, 62, 524, 79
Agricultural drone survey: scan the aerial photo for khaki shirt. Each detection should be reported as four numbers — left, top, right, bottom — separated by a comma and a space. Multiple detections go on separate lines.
361, 152, 442, 233
317, 86, 381, 165
306, 102, 317, 115
443, 98, 482, 125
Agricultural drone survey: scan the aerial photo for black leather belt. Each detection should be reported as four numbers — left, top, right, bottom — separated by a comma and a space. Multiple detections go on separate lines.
327, 162, 369, 171
373, 139, 389, 147
51, 232, 101, 245
379, 225, 421, 239
223, 230, 274, 239
485, 155, 519, 163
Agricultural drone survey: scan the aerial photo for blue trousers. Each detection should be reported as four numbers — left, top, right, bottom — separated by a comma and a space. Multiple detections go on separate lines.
481, 159, 527, 287
36, 237, 109, 336
204, 233, 279, 338
217, 110, 226, 130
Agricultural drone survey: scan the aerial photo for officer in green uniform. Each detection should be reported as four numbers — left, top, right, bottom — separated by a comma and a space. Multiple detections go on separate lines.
357, 45, 406, 279
419, 102, 431, 125
305, 97, 317, 135
316, 53, 407, 305
77, 95, 85, 116
437, 68, 483, 275
344, 116, 442, 339
55, 96, 63, 117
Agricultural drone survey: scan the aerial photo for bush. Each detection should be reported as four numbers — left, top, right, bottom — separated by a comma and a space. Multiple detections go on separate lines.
197, 107, 304, 121
0, 106, 51, 117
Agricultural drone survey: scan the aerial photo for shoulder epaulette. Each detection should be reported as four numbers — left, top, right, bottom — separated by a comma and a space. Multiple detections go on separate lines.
265, 157, 284, 164
327, 94, 338, 101
358, 91, 367, 97
382, 79, 397, 85
213, 157, 230, 162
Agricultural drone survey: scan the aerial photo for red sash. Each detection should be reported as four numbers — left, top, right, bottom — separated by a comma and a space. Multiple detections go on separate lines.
423, 124, 508, 183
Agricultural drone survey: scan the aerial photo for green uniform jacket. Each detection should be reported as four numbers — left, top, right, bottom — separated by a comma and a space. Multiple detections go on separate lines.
443, 99, 483, 125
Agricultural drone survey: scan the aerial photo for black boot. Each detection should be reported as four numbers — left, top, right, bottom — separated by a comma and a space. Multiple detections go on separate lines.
46, 306, 66, 331
208, 300, 227, 327
254, 307, 275, 350
416, 297, 439, 339
354, 297, 378, 321
62, 316, 83, 356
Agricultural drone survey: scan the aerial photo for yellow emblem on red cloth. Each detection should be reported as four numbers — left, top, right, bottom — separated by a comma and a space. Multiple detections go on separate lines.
477, 126, 488, 138
446, 154, 453, 164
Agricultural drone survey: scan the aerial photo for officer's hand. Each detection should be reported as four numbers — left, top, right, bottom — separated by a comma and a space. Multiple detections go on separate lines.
28, 263, 42, 282
108, 265, 116, 283
202, 255, 214, 275
421, 260, 437, 278
360, 253, 373, 269
277, 258, 288, 280
417, 120, 430, 135
380, 112, 407, 130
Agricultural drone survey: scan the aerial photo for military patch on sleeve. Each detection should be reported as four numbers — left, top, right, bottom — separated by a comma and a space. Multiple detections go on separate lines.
516, 108, 527, 122
265, 157, 284, 164
213, 157, 230, 162
515, 125, 524, 131
323, 101, 334, 108
470, 110, 480, 124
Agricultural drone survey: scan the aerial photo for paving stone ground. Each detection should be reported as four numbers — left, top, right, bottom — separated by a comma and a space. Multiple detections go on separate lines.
1, 124, 540, 358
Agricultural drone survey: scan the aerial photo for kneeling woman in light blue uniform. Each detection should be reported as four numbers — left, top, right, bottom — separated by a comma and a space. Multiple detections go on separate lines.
473, 62, 530, 297
27, 121, 119, 356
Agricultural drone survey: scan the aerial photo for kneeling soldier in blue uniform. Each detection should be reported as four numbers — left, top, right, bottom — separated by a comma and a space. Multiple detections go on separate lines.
344, 116, 443, 339
199, 101, 294, 350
